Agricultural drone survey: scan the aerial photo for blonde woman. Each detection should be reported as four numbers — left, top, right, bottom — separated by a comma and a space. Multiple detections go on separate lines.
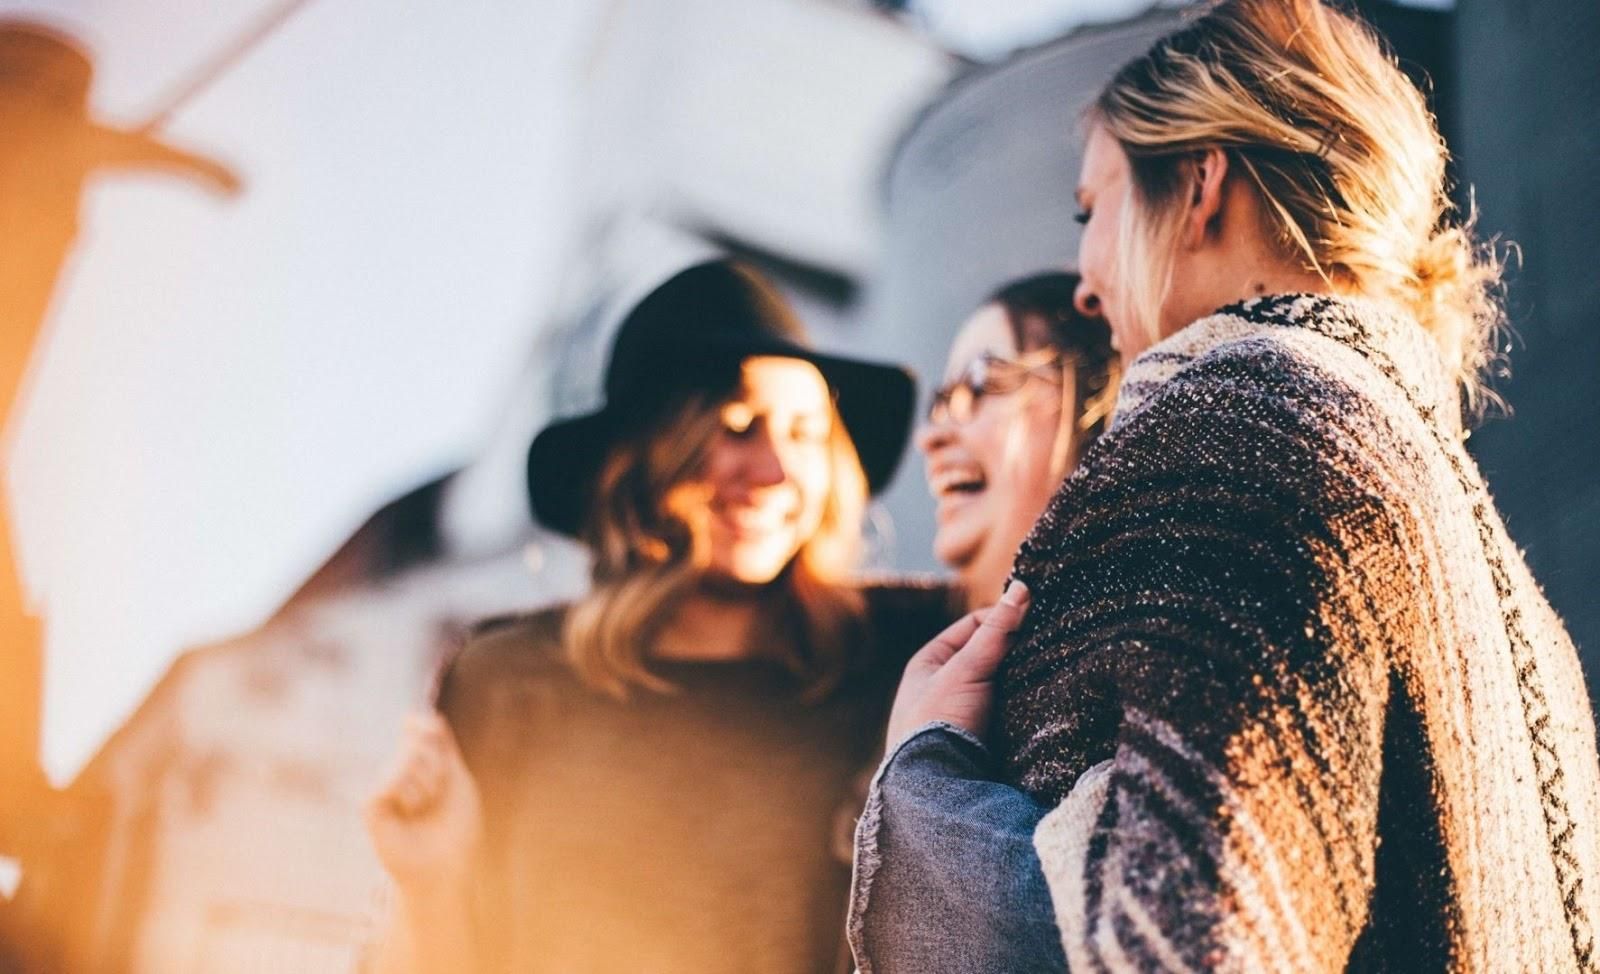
853, 2, 1600, 972
364, 260, 956, 973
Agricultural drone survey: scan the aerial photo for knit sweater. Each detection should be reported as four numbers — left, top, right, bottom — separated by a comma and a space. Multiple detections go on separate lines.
999, 294, 1600, 972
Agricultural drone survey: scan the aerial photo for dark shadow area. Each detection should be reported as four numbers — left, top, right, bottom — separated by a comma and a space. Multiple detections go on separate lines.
1452, 1, 1600, 707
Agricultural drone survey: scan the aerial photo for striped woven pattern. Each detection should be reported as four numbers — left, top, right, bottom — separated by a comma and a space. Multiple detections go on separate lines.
1001, 294, 1600, 972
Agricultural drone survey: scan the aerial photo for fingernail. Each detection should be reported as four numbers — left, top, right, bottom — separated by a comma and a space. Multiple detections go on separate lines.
1002, 580, 1031, 606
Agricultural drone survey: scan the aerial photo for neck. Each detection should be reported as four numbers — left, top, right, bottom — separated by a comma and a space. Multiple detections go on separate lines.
1199, 243, 1337, 314
1233, 267, 1335, 304
1160, 262, 1335, 352
962, 543, 1018, 613
652, 584, 772, 662
1197, 189, 1342, 319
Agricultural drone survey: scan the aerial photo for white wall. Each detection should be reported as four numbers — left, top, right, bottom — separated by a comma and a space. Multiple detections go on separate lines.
3, 0, 600, 782
0, 0, 950, 783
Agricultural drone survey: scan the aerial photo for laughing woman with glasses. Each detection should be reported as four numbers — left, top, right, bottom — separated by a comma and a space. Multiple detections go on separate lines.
918, 272, 1119, 612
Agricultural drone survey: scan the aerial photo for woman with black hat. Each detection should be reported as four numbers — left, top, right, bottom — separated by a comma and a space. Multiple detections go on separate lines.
362, 259, 956, 973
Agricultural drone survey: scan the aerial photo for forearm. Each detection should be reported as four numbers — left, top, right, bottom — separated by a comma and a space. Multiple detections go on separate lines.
849, 722, 1065, 974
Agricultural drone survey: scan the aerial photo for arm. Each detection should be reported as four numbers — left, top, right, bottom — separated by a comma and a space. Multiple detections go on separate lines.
366, 619, 561, 974
849, 588, 1067, 974
1004, 360, 1395, 972
850, 722, 1066, 974
365, 877, 478, 974
1025, 635, 1386, 974
363, 712, 485, 974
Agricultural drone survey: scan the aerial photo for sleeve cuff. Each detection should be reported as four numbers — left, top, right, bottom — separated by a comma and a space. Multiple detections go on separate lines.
880, 720, 991, 777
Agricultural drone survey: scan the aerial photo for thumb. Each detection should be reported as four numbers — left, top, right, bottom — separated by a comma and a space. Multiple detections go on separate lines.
983, 579, 1031, 633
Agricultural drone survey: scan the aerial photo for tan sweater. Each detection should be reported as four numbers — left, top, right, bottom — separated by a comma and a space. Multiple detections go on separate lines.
1002, 295, 1600, 972
439, 583, 956, 974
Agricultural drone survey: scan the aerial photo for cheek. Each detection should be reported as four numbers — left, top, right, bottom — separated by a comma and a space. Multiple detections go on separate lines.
970, 433, 1007, 483
791, 452, 833, 516
992, 408, 1063, 499
976, 401, 1034, 466
959, 412, 1006, 480
700, 441, 737, 492
1082, 216, 1113, 284
1081, 185, 1128, 281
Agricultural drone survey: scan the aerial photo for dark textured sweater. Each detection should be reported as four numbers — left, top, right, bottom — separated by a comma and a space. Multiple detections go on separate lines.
437, 581, 957, 974
1000, 295, 1600, 972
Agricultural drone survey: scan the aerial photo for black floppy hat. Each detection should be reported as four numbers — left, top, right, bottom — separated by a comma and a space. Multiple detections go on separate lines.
527, 260, 916, 537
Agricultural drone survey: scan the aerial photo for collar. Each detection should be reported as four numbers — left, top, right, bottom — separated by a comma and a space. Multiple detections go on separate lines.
1111, 293, 1463, 440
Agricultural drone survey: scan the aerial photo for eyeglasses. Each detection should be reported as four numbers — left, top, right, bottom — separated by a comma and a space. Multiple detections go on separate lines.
927, 349, 1064, 425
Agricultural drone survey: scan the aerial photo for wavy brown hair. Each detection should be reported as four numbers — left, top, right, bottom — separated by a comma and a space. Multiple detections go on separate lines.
1093, 0, 1506, 415
561, 379, 869, 702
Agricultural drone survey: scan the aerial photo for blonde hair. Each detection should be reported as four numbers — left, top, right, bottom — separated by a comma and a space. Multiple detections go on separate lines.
1093, 0, 1505, 414
562, 383, 869, 701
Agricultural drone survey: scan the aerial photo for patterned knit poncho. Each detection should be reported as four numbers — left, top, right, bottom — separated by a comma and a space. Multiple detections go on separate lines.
1000, 295, 1600, 972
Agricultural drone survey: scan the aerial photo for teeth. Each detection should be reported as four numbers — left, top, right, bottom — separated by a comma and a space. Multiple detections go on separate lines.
930, 467, 986, 497
721, 506, 791, 529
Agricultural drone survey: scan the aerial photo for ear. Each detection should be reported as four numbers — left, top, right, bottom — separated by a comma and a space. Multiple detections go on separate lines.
1182, 147, 1230, 248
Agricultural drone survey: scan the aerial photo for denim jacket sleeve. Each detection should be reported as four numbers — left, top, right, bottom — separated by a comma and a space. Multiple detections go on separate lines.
847, 722, 1067, 974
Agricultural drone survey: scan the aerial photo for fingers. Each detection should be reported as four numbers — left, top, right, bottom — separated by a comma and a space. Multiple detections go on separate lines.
404, 710, 458, 753
368, 711, 462, 820
907, 609, 988, 671
942, 581, 1031, 685
980, 579, 1031, 636
400, 714, 460, 813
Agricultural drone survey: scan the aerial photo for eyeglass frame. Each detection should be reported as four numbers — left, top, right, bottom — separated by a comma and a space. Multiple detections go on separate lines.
925, 347, 1067, 426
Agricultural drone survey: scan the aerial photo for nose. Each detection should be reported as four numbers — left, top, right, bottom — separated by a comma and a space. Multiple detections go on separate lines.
915, 416, 956, 457
1073, 278, 1101, 318
741, 429, 788, 489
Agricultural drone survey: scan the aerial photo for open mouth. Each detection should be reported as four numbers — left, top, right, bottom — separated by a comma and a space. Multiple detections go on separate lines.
929, 466, 987, 500
716, 504, 794, 536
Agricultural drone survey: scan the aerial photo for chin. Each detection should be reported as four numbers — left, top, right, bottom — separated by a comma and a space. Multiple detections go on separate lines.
714, 545, 799, 587
951, 534, 1014, 606
933, 506, 991, 556
932, 537, 979, 579
701, 571, 778, 597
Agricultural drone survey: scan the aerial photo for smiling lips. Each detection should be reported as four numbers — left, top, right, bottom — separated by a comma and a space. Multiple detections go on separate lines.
714, 501, 795, 538
929, 465, 987, 519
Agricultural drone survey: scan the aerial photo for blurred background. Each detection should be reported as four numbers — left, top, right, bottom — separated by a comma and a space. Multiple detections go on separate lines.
0, 0, 1593, 970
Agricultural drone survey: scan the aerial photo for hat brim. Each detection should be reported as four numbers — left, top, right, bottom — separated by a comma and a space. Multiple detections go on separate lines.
526, 409, 624, 538
527, 342, 915, 537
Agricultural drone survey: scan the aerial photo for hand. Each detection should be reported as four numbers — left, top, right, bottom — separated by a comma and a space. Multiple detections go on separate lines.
363, 711, 484, 895
885, 580, 1031, 751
